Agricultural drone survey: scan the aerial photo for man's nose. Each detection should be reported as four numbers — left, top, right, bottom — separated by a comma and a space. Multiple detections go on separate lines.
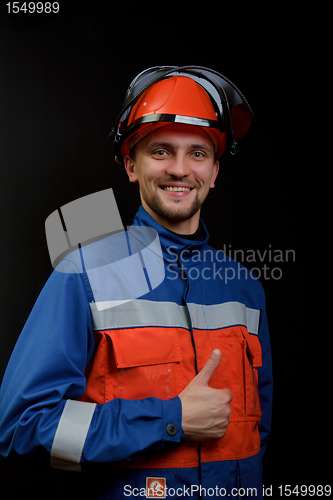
165, 153, 191, 178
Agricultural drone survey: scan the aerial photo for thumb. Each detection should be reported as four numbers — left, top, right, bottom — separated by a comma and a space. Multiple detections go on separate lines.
195, 349, 221, 386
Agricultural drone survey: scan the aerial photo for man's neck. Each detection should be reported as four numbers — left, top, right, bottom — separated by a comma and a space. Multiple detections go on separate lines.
142, 203, 201, 235
165, 221, 203, 240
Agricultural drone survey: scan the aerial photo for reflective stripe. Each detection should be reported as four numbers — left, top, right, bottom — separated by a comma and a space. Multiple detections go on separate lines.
91, 300, 190, 331
246, 307, 260, 335
90, 300, 260, 335
187, 302, 260, 335
95, 299, 133, 312
50, 400, 96, 471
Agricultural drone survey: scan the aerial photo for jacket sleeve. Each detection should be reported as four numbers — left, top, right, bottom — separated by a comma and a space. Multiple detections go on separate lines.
257, 287, 273, 458
0, 265, 185, 471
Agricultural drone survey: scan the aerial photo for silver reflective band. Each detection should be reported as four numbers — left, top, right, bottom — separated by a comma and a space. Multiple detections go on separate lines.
90, 299, 190, 331
90, 300, 260, 335
174, 114, 217, 128
187, 302, 260, 335
50, 400, 96, 471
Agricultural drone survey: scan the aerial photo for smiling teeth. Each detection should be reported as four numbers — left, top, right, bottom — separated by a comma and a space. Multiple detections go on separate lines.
163, 186, 191, 192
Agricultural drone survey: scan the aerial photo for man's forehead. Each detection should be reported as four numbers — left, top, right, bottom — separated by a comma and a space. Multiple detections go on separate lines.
141, 124, 215, 150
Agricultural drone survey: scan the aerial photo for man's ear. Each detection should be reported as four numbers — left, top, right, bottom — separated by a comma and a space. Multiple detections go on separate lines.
210, 160, 219, 188
124, 155, 139, 183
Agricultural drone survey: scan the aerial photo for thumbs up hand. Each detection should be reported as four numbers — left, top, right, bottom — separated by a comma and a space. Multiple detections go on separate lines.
178, 349, 233, 442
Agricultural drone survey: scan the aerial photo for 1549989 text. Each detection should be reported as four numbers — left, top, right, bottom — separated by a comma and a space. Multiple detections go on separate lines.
6, 2, 60, 13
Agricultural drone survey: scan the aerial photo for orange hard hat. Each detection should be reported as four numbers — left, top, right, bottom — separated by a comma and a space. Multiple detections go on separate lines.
120, 75, 226, 160
111, 66, 254, 164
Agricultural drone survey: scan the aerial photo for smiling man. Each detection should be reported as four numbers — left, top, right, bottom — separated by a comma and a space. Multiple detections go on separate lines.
0, 66, 272, 500
124, 123, 219, 233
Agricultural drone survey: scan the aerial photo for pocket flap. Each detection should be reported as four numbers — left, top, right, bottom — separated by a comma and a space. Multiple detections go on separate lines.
242, 327, 262, 367
108, 327, 182, 368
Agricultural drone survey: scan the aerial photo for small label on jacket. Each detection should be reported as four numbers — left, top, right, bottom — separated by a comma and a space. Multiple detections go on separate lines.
146, 477, 166, 498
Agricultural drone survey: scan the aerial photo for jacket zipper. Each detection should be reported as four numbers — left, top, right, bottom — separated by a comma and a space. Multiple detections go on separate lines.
180, 262, 203, 499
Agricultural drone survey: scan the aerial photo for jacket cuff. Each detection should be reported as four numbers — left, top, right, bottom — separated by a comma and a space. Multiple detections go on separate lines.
161, 396, 187, 445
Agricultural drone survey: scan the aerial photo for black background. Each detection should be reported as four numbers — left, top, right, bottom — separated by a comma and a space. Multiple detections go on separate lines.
0, 2, 325, 498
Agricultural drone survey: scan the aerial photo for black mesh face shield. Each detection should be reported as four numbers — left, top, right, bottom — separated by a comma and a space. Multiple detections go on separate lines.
110, 65, 255, 164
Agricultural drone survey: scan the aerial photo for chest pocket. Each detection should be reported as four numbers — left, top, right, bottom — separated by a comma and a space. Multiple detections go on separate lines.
107, 327, 182, 401
194, 326, 262, 422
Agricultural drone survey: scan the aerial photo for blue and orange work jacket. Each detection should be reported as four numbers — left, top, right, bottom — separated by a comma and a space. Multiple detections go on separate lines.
0, 206, 272, 499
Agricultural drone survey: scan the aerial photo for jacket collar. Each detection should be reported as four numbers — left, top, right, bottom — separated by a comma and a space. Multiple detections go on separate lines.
130, 205, 209, 264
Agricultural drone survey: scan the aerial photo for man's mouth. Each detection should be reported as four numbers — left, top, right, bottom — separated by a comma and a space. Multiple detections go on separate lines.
161, 186, 192, 192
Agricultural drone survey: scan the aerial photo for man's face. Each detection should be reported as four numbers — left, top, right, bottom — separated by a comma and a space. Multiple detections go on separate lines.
124, 124, 219, 233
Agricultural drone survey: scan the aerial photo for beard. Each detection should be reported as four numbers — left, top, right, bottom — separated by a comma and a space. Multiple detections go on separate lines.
142, 187, 202, 222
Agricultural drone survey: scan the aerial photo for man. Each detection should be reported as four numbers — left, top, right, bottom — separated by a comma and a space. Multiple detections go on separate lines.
0, 66, 272, 499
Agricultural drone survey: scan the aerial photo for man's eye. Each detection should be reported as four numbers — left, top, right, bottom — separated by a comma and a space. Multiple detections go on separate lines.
153, 150, 167, 156
192, 151, 205, 158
